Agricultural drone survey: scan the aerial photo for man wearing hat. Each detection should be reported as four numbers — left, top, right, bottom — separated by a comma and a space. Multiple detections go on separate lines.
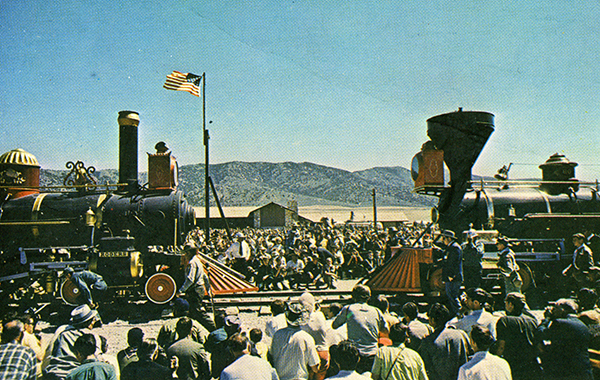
563, 233, 594, 287
270, 300, 320, 380
438, 230, 463, 315
225, 232, 251, 261
496, 237, 522, 295
538, 298, 593, 380
176, 242, 216, 332
461, 231, 484, 289
225, 232, 252, 279
43, 305, 103, 379
210, 315, 243, 378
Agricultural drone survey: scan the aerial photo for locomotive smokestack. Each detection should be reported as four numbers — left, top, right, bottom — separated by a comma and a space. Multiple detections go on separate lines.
426, 108, 495, 230
427, 109, 495, 187
118, 111, 140, 192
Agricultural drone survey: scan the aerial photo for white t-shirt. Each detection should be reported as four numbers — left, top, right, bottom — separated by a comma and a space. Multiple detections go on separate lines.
301, 311, 329, 351
265, 313, 288, 338
271, 326, 320, 380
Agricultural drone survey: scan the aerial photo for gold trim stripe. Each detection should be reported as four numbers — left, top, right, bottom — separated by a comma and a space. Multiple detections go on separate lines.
31, 193, 48, 237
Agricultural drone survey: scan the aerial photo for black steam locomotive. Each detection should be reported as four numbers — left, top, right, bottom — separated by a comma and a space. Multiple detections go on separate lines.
411, 108, 600, 291
0, 111, 196, 307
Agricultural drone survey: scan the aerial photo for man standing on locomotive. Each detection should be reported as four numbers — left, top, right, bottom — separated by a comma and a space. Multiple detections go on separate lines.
461, 231, 484, 289
176, 242, 216, 332
563, 233, 595, 288
496, 237, 522, 295
62, 267, 107, 310
438, 230, 463, 316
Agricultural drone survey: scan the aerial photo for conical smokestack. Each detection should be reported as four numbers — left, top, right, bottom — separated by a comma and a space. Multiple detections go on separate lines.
426, 108, 495, 231
118, 111, 140, 192
427, 108, 495, 187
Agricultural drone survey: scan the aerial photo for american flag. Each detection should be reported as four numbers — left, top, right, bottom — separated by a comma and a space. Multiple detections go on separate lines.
163, 71, 202, 97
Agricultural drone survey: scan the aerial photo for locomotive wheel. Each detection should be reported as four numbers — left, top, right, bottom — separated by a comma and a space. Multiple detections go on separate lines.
429, 268, 445, 293
518, 265, 533, 292
145, 273, 176, 304
60, 279, 83, 306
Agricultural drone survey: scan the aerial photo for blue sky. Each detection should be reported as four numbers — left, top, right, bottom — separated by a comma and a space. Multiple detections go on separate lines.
1, 1, 599, 181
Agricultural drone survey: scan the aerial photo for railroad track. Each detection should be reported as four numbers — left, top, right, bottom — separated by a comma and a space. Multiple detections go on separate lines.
211, 288, 354, 307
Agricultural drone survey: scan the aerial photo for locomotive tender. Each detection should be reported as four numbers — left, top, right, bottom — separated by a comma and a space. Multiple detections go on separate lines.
411, 108, 600, 291
0, 111, 196, 307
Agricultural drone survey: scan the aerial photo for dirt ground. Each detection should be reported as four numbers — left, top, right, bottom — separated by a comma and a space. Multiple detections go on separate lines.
38, 279, 361, 357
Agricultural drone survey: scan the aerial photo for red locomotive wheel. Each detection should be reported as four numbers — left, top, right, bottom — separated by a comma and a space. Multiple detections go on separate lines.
60, 279, 83, 306
518, 265, 532, 292
429, 268, 445, 292
145, 273, 176, 304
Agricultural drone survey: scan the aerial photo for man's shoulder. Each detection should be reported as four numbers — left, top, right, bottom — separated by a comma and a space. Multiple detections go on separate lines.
440, 326, 470, 342
125, 359, 170, 372
0, 342, 36, 358
68, 359, 116, 377
169, 337, 204, 352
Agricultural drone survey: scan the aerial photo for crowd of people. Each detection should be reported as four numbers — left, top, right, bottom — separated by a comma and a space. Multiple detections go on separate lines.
4, 220, 600, 379
195, 221, 433, 291
4, 282, 600, 380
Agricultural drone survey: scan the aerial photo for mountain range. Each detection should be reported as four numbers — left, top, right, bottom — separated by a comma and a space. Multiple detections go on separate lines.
41, 161, 437, 207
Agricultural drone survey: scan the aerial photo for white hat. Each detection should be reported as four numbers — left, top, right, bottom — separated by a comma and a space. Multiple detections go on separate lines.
286, 301, 310, 326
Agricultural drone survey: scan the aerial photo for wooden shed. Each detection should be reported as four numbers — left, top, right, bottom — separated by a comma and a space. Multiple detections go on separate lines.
249, 202, 312, 228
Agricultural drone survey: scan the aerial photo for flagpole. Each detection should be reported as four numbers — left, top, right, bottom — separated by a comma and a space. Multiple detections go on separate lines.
203, 73, 210, 242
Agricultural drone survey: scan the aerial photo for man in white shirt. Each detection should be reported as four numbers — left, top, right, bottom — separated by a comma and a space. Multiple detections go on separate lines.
448, 288, 498, 338
221, 333, 278, 380
270, 301, 319, 380
225, 232, 252, 261
265, 299, 288, 338
299, 292, 329, 380
458, 324, 511, 380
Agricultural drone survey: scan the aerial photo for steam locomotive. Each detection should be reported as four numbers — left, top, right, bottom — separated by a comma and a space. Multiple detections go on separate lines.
411, 108, 600, 291
0, 111, 197, 307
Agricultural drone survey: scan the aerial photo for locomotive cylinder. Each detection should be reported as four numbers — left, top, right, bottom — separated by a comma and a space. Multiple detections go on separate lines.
118, 111, 140, 192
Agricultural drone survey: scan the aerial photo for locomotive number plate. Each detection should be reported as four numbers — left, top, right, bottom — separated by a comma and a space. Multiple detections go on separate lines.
99, 251, 130, 258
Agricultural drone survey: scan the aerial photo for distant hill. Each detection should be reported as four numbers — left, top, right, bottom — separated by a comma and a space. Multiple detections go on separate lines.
41, 161, 437, 207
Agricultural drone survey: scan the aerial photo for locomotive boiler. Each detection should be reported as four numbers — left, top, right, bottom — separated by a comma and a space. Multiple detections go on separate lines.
409, 108, 600, 292
0, 111, 196, 307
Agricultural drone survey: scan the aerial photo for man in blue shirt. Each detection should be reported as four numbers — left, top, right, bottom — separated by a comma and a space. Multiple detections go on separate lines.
63, 267, 107, 309
66, 334, 116, 380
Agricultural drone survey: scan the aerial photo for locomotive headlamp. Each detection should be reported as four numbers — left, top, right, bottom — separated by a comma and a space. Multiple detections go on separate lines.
85, 207, 97, 227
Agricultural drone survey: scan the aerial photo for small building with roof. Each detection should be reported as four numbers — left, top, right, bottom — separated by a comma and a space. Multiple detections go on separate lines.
248, 202, 313, 228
